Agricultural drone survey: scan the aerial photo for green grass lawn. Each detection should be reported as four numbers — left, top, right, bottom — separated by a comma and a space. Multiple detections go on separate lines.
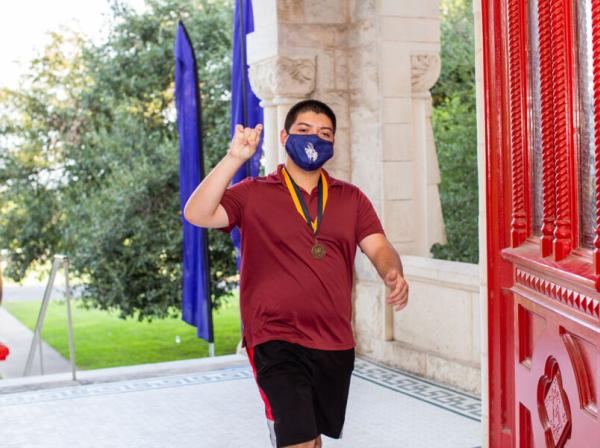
4, 295, 241, 370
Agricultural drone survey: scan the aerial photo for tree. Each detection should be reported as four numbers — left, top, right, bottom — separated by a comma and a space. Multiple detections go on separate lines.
430, 0, 479, 263
0, 0, 237, 319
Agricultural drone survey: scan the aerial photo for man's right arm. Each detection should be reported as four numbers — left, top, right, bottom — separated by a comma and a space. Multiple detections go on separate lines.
183, 124, 262, 228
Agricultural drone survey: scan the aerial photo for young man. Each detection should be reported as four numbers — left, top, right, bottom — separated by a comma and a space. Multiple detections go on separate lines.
184, 99, 408, 448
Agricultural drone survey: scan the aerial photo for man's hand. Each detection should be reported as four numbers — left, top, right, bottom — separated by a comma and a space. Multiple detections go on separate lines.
384, 268, 408, 311
228, 124, 263, 162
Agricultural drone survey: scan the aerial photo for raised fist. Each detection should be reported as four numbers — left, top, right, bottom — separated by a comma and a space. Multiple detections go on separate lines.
228, 124, 263, 162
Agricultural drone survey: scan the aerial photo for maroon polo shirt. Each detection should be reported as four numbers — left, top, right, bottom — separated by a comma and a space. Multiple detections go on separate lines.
217, 163, 385, 350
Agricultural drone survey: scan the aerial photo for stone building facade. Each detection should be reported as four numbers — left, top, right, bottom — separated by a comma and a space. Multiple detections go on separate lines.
246, 0, 483, 397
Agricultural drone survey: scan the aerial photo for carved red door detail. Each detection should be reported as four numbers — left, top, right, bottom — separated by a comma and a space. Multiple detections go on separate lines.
482, 0, 600, 446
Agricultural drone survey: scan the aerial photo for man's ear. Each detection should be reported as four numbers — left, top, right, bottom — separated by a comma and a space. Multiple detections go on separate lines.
279, 128, 288, 146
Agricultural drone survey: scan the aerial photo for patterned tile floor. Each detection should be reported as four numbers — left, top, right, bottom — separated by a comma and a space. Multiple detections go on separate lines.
0, 356, 482, 447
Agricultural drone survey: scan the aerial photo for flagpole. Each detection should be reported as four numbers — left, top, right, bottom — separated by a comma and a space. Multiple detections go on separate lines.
198, 92, 215, 358
237, 0, 251, 179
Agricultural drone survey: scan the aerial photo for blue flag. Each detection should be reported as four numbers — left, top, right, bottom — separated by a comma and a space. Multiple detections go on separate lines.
230, 0, 264, 270
174, 21, 213, 342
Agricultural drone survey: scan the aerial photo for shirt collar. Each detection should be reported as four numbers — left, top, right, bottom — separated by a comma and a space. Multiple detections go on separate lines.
265, 163, 341, 187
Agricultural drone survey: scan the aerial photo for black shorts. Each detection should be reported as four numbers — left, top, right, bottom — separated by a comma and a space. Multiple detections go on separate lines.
248, 339, 355, 447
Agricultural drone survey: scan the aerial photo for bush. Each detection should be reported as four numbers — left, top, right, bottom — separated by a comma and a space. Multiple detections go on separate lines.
430, 0, 479, 263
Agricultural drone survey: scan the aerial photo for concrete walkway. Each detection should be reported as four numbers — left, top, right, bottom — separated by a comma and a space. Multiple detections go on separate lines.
0, 354, 482, 447
2, 283, 84, 302
0, 278, 80, 379
0, 307, 72, 379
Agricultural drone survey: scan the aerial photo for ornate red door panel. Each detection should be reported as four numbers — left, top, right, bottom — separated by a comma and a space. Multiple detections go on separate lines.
512, 267, 600, 446
483, 0, 600, 446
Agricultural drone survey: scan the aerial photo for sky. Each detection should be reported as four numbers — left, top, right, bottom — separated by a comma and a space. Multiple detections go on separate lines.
0, 0, 146, 89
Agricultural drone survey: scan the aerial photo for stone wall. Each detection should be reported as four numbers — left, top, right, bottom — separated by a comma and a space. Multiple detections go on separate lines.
355, 256, 482, 394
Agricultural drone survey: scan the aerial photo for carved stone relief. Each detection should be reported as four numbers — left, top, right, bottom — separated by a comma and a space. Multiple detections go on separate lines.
249, 56, 316, 102
410, 53, 441, 93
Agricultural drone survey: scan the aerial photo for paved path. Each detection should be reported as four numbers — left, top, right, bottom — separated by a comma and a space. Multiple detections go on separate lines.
0, 355, 482, 447
0, 279, 81, 378
0, 308, 72, 379
2, 283, 84, 302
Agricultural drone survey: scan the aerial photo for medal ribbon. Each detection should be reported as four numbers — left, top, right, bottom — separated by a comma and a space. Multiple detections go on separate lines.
281, 166, 328, 235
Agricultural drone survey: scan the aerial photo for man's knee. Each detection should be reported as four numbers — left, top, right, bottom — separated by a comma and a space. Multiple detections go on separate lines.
282, 435, 321, 448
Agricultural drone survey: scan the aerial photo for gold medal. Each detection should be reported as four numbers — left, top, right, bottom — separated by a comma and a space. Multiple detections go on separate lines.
311, 243, 326, 259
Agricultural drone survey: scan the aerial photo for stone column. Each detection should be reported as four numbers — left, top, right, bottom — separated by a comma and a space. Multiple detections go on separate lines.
349, 0, 392, 351
374, 1, 446, 258
410, 54, 447, 255
248, 56, 316, 173
352, 1, 445, 359
247, 0, 352, 178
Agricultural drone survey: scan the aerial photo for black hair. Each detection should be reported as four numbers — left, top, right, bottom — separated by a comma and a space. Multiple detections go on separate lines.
284, 99, 337, 134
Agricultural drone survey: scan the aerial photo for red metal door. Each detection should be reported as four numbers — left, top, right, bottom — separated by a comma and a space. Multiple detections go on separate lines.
482, 0, 600, 446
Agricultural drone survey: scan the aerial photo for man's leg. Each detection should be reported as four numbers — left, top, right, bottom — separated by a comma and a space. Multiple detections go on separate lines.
309, 347, 354, 442
282, 435, 321, 448
253, 342, 320, 447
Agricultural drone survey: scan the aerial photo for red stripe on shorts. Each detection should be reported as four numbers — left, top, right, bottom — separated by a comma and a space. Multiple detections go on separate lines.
246, 344, 275, 421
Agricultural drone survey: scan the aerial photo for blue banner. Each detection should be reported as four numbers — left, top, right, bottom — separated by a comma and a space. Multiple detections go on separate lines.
230, 0, 263, 270
174, 21, 213, 342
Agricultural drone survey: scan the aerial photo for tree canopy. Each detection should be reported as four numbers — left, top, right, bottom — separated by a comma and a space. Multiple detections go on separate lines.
0, 0, 237, 319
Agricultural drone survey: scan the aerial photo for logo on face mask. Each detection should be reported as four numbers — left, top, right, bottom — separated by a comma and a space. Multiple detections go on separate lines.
304, 142, 318, 162
285, 134, 334, 171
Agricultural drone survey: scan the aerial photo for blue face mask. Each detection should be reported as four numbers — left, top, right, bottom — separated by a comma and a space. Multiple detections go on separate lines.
284, 134, 334, 171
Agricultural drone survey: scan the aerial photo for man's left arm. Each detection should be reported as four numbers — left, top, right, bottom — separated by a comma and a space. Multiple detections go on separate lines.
358, 233, 409, 312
